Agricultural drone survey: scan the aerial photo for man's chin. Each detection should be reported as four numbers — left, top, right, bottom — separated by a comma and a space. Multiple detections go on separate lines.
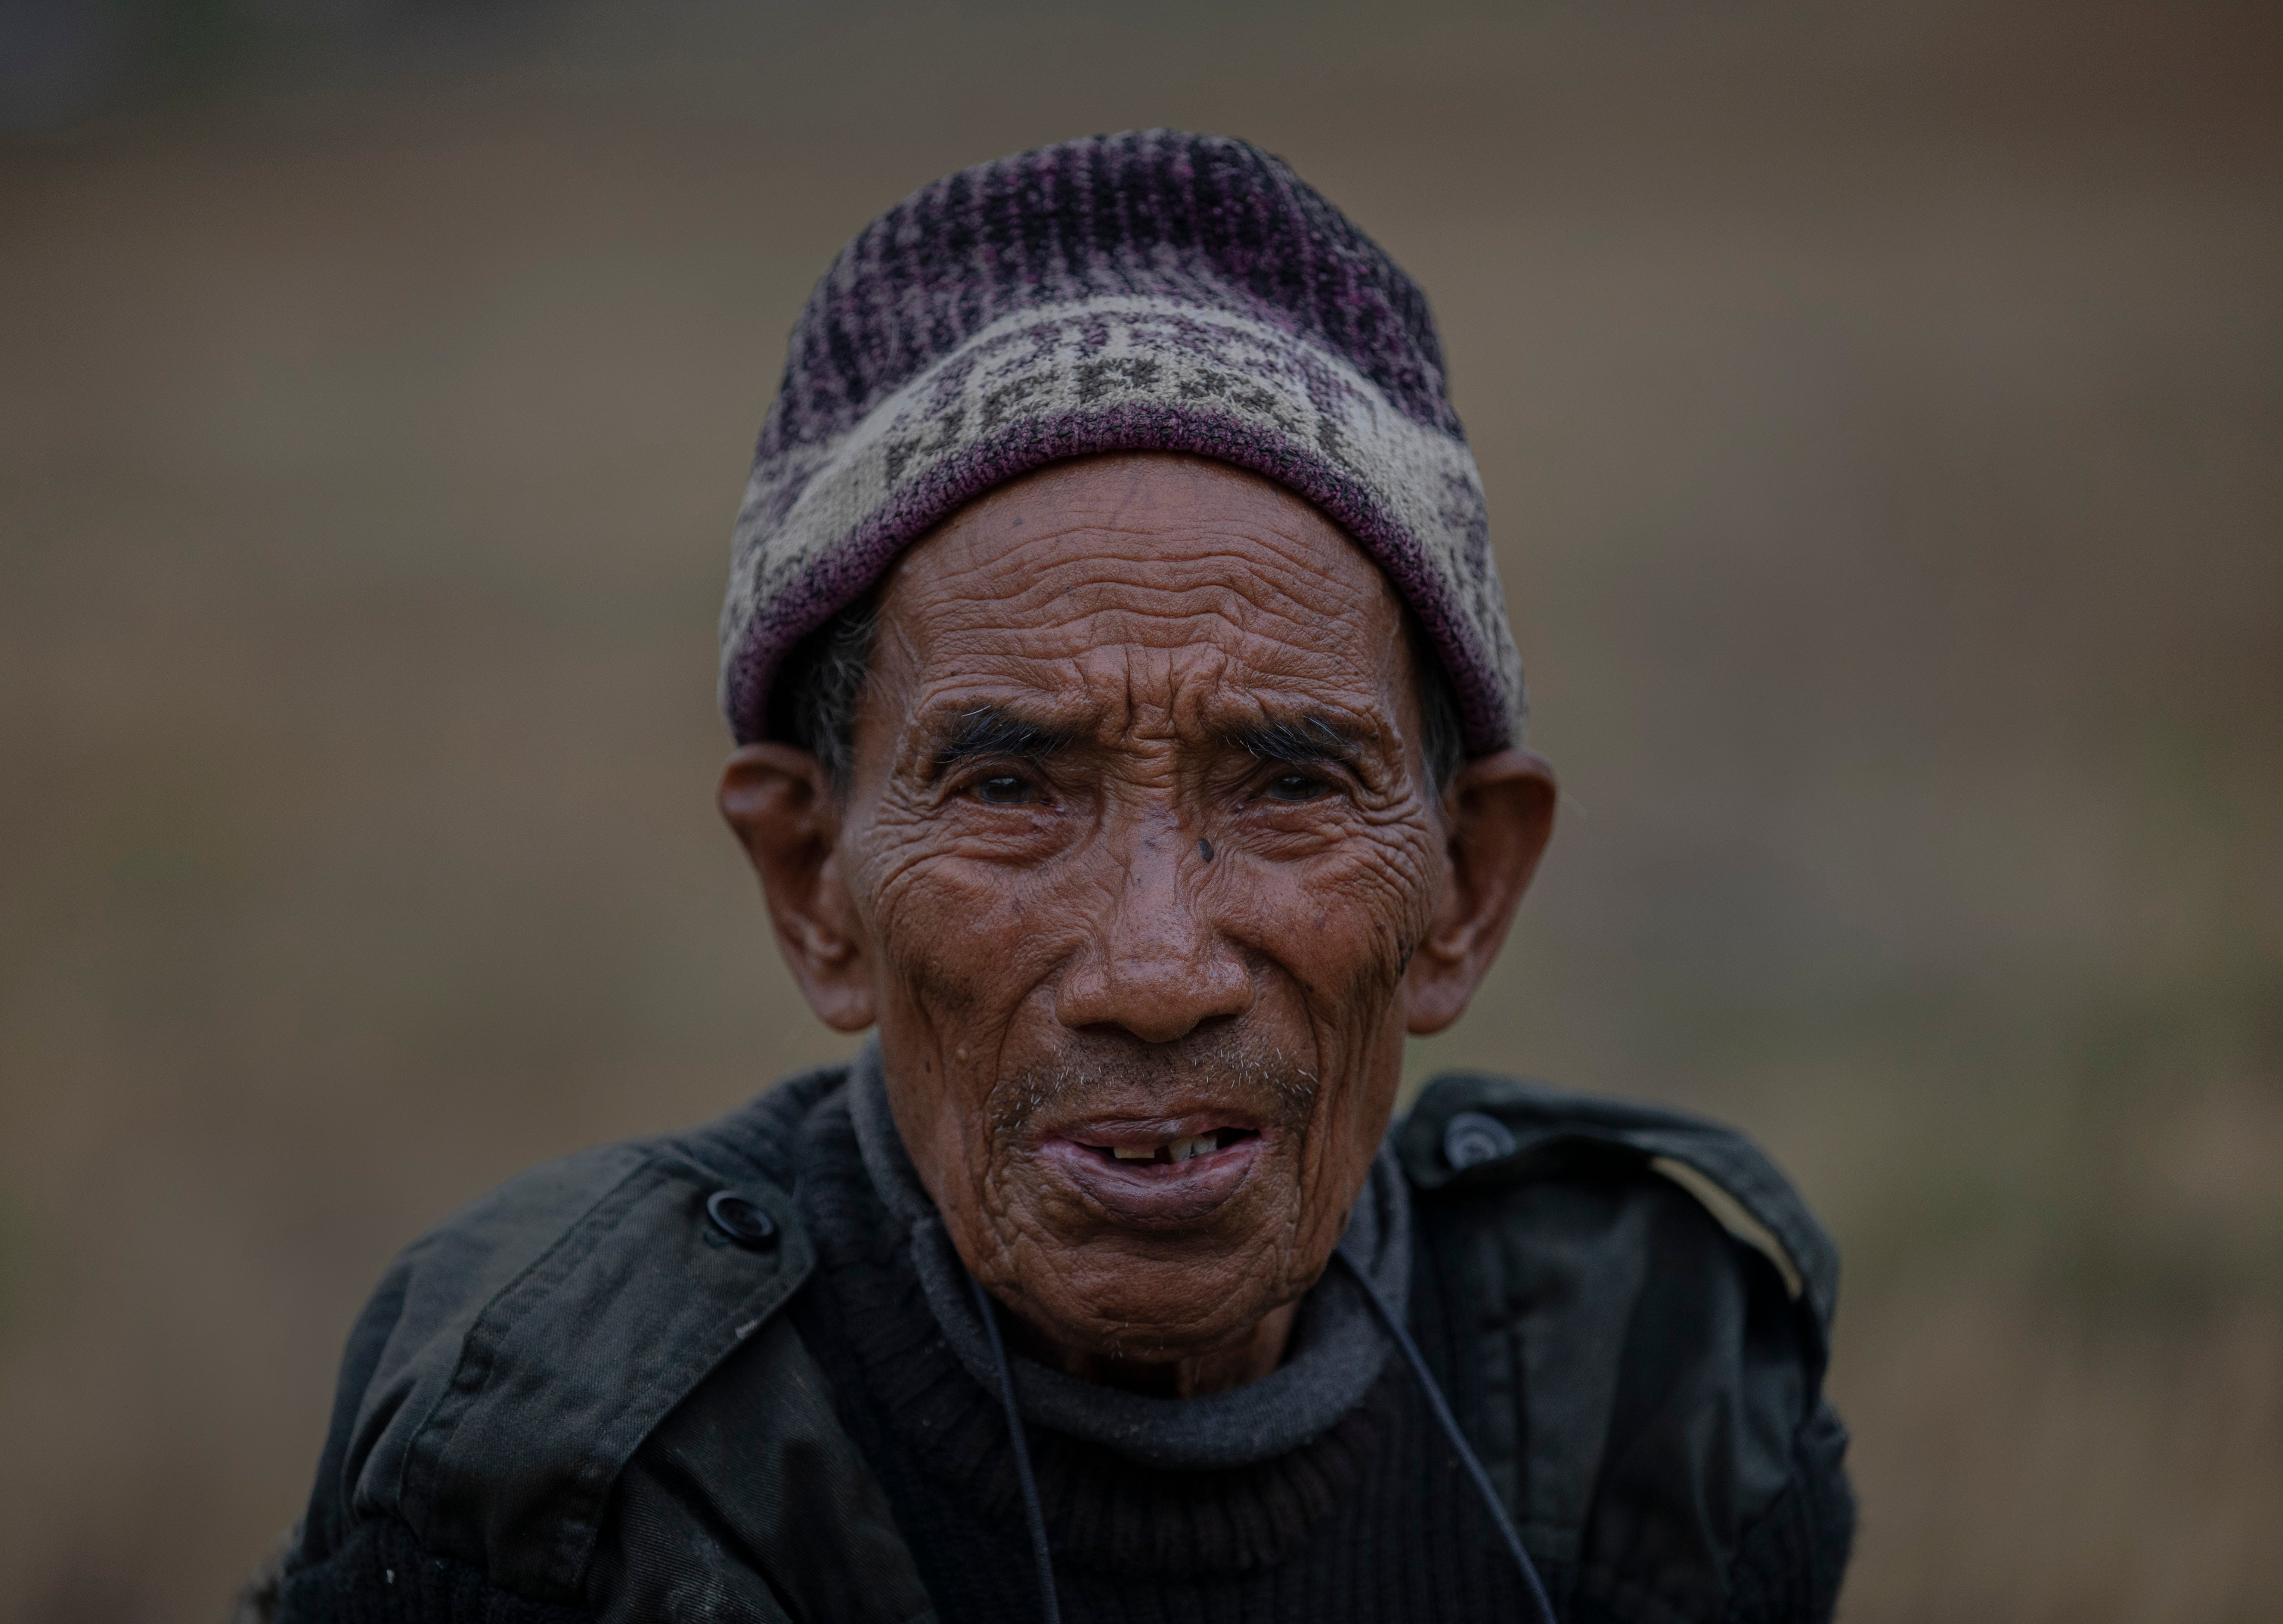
1021, 1290, 1287, 1371
992, 1230, 1308, 1368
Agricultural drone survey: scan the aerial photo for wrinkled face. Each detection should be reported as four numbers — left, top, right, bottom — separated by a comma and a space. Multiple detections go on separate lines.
836, 455, 1451, 1366
725, 452, 1553, 1379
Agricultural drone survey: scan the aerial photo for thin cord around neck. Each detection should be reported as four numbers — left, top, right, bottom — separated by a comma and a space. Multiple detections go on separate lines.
1335, 1248, 1561, 1624
969, 1272, 1063, 1624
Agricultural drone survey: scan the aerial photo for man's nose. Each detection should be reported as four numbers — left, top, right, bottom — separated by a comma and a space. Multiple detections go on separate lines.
1054, 830, 1253, 1045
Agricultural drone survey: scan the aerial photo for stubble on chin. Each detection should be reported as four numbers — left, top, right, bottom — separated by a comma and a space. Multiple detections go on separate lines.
937, 1029, 1364, 1347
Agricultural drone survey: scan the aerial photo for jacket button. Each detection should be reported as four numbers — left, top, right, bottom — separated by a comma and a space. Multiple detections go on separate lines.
706, 1190, 778, 1248
1443, 1111, 1518, 1171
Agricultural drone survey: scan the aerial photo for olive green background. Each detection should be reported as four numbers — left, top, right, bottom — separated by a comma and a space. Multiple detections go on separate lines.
3, 1, 2278, 1618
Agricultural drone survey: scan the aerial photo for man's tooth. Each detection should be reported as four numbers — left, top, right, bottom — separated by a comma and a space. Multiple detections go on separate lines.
1112, 1136, 1227, 1164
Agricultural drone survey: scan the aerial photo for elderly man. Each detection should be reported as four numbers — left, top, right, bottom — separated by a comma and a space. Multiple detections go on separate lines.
263, 133, 1852, 1624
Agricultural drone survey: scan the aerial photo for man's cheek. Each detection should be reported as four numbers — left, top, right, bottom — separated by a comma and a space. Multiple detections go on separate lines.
1345, 824, 1442, 935
1252, 852, 1428, 1007
866, 854, 1031, 1006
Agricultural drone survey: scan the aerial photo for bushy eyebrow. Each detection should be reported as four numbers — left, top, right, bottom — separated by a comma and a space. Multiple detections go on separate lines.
1222, 714, 1369, 773
925, 704, 1078, 778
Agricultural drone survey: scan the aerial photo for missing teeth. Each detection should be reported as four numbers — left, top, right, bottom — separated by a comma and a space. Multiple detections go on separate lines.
1104, 1130, 1233, 1164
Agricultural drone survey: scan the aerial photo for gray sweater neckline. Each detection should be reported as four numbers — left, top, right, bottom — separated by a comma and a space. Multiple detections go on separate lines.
847, 1040, 1410, 1471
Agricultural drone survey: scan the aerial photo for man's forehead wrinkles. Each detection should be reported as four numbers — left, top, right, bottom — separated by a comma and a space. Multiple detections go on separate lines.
905, 617, 1383, 698
901, 520, 1388, 619
912, 645, 1347, 710
867, 475, 1424, 790
908, 564, 1385, 648
908, 565, 1376, 641
961, 483, 1332, 555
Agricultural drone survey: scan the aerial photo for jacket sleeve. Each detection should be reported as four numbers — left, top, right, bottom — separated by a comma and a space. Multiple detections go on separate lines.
272, 1250, 599, 1623
1724, 1402, 1855, 1624
292, 1250, 415, 1579
266, 1128, 816, 1617
277, 1515, 595, 1624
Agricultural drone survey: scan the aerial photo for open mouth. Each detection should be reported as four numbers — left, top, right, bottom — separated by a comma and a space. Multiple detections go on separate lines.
1081, 1127, 1260, 1166
1040, 1119, 1270, 1225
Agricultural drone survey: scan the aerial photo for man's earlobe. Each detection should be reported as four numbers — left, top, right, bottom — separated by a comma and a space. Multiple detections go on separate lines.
1404, 749, 1558, 1035
718, 743, 876, 1032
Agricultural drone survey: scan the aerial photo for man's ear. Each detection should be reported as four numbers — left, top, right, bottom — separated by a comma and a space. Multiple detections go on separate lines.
718, 743, 876, 1032
1405, 749, 1558, 1035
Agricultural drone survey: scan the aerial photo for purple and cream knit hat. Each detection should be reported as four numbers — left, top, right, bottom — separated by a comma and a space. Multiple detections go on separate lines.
719, 130, 1526, 754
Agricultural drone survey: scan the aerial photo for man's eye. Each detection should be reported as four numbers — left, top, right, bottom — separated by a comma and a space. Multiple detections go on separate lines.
973, 775, 1037, 806
1263, 773, 1331, 803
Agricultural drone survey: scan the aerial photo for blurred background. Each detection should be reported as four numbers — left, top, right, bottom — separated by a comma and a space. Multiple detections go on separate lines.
3, 0, 2278, 1618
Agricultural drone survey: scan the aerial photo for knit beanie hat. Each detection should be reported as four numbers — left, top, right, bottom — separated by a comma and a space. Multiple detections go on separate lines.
719, 129, 1525, 755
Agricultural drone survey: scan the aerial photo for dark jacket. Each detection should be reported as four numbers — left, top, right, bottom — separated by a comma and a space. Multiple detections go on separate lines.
258, 1067, 1853, 1623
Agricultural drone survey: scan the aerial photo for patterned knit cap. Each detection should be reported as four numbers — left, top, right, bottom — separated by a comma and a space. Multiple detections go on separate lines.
719, 129, 1525, 754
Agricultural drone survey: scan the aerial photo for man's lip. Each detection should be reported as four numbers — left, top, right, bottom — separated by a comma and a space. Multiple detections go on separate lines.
1035, 1128, 1269, 1228
1046, 1112, 1263, 1153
